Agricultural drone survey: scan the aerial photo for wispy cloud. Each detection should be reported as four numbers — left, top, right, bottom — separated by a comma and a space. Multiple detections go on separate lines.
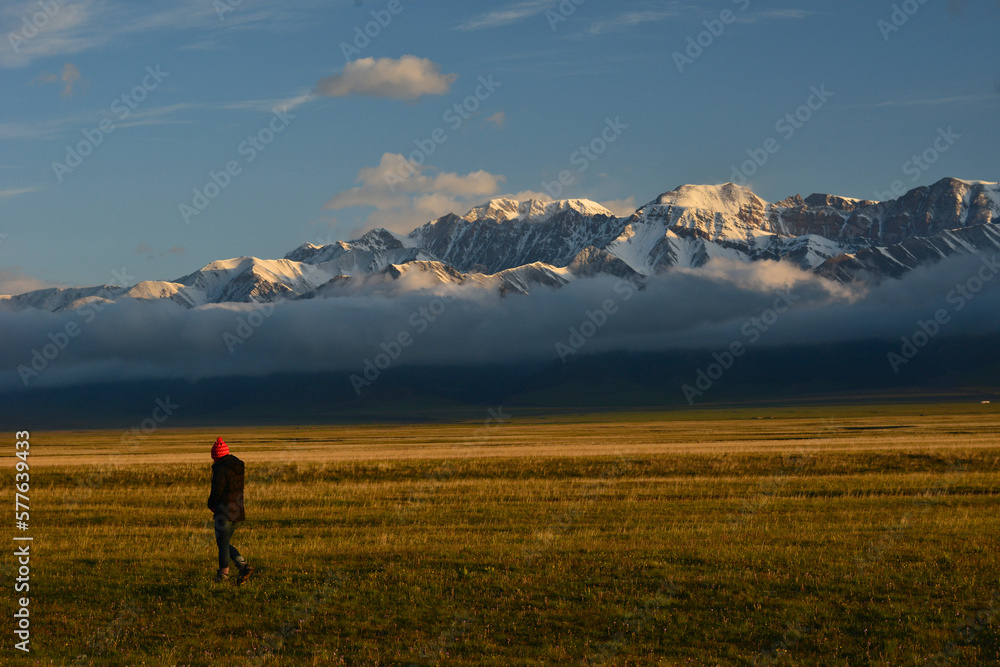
722, 8, 819, 25
575, 2, 817, 39
587, 9, 682, 35
0, 0, 104, 69
0, 96, 310, 141
0, 0, 329, 68
115, 103, 201, 130
743, 9, 816, 21
0, 186, 41, 199
0, 119, 67, 140
455, 1, 558, 31
0, 103, 201, 140
221, 91, 316, 113
581, 5, 812, 36
872, 94, 999, 108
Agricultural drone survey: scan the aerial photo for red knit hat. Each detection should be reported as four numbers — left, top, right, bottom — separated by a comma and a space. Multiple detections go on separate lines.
211, 438, 230, 460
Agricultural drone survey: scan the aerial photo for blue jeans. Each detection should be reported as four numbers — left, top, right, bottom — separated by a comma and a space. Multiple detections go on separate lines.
214, 515, 244, 570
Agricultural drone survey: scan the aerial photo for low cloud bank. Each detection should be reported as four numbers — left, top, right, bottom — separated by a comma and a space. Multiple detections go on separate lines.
2, 253, 999, 391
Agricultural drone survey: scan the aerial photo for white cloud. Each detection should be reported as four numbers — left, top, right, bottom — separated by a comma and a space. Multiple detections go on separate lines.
325, 153, 506, 234
10, 253, 1000, 391
61, 62, 83, 96
36, 62, 85, 97
315, 57, 457, 101
455, 1, 558, 31
326, 155, 640, 236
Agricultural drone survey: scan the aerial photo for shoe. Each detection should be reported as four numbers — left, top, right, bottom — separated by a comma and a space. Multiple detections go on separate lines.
214, 570, 229, 583
236, 564, 255, 585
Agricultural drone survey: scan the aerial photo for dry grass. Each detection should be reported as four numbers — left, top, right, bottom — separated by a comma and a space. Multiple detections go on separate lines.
16, 403, 1000, 467
7, 403, 1000, 665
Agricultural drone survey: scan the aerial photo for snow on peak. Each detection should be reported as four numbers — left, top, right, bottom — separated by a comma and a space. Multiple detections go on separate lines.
124, 281, 187, 300
197, 256, 256, 273
181, 257, 325, 288
653, 183, 767, 214
951, 178, 999, 186
461, 198, 614, 223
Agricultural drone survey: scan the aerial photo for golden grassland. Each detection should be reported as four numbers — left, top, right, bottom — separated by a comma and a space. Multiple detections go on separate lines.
4, 403, 1000, 665
22, 402, 1000, 465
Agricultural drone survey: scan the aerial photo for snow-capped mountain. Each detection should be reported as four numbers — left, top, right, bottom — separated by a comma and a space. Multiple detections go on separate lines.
3, 177, 998, 313
406, 200, 622, 274
611, 178, 1000, 275
460, 198, 614, 224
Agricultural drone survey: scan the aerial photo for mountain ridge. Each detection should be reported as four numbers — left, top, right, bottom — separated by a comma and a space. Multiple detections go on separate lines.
3, 177, 998, 313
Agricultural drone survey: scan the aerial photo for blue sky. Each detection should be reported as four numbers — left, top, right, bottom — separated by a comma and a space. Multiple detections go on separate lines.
0, 0, 998, 289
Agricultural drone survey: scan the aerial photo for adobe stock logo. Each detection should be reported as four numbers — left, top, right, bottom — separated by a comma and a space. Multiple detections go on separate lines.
339, 0, 414, 61
555, 299, 622, 362
729, 85, 834, 187
350, 291, 457, 396
541, 116, 628, 200
873, 127, 960, 201
877, 0, 930, 40
681, 289, 799, 405
17, 267, 136, 386
672, 0, 751, 73
383, 75, 502, 191
52, 66, 169, 183
546, 0, 587, 31
6, 0, 67, 54
179, 108, 295, 224
222, 296, 276, 354
888, 254, 1000, 373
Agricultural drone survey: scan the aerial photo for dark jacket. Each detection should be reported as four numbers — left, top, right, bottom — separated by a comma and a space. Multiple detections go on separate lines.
208, 454, 245, 522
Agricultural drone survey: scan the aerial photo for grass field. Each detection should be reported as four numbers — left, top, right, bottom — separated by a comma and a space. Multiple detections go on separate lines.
6, 403, 1000, 665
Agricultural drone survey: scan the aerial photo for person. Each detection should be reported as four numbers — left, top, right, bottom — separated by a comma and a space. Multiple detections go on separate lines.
208, 437, 254, 584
